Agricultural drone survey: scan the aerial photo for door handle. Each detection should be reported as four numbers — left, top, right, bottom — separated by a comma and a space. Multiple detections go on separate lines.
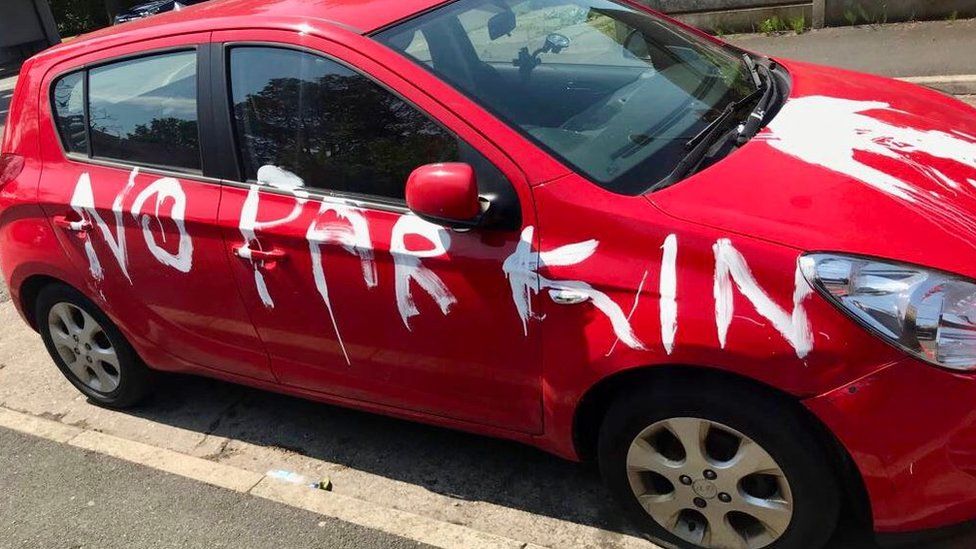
234, 245, 287, 264
548, 288, 589, 305
53, 215, 93, 233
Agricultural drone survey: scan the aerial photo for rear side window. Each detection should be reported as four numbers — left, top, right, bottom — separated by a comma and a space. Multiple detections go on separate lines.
89, 51, 200, 170
228, 46, 459, 201
50, 50, 201, 172
52, 72, 88, 155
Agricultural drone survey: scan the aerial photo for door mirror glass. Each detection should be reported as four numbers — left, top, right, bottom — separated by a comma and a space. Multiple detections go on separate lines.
406, 163, 483, 228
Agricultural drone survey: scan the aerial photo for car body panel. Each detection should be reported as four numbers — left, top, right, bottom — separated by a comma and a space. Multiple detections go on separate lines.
806, 357, 976, 532
651, 59, 976, 280
33, 32, 273, 381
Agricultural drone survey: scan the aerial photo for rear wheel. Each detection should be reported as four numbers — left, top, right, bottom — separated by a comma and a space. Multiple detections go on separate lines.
36, 284, 153, 408
598, 379, 840, 549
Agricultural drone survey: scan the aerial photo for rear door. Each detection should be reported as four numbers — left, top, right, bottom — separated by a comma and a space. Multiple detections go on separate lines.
38, 35, 271, 380
211, 29, 542, 433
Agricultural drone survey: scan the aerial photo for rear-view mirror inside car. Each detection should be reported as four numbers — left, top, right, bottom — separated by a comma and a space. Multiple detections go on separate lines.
488, 9, 516, 40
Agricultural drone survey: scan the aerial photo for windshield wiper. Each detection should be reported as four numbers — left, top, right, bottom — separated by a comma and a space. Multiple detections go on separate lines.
742, 53, 763, 89
651, 86, 762, 191
736, 63, 777, 144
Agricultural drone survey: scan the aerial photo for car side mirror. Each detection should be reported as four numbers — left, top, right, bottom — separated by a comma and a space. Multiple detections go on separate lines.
406, 163, 485, 229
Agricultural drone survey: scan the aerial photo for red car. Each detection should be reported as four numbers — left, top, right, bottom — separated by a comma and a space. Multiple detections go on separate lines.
2, 0, 976, 546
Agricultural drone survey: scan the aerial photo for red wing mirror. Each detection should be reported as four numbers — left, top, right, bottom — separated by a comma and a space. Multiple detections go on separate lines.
405, 163, 484, 229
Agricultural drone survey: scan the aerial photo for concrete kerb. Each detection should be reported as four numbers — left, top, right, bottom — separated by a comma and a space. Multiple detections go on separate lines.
899, 74, 976, 96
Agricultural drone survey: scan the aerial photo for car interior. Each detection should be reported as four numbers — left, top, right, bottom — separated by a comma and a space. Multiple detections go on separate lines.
380, 0, 750, 192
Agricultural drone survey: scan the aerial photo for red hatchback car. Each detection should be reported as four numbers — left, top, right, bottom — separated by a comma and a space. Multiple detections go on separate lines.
3, 0, 976, 546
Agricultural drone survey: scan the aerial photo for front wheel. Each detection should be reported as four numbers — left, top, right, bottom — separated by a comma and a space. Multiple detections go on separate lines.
598, 378, 840, 549
36, 283, 154, 408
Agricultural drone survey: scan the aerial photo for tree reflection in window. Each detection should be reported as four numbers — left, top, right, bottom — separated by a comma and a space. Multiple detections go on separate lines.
88, 51, 200, 171
230, 47, 459, 200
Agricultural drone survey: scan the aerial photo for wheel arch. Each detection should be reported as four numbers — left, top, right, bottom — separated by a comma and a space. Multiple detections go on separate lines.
17, 274, 75, 330
572, 364, 874, 533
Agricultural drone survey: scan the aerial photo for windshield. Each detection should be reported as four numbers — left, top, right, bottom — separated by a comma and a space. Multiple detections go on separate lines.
377, 0, 759, 194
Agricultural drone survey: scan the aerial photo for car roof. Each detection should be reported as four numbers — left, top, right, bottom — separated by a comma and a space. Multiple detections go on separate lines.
31, 0, 450, 68
168, 0, 449, 34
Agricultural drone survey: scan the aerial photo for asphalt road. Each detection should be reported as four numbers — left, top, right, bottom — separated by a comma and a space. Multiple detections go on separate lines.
0, 426, 429, 549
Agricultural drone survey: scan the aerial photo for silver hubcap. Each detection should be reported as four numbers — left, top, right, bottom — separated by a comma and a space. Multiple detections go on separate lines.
626, 417, 793, 549
48, 302, 121, 393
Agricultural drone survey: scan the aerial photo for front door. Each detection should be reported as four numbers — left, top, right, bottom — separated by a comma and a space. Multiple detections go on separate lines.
39, 38, 271, 381
212, 31, 542, 433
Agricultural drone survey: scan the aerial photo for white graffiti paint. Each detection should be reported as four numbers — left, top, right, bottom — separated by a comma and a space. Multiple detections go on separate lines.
307, 203, 377, 365
257, 165, 307, 195
69, 168, 138, 282
504, 226, 644, 350
606, 270, 648, 357
659, 234, 678, 355
765, 95, 976, 241
131, 177, 193, 273
391, 215, 457, 330
239, 184, 307, 309
713, 238, 813, 358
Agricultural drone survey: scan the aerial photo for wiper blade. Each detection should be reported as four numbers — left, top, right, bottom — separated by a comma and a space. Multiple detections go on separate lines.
742, 53, 763, 89
651, 87, 763, 191
737, 64, 777, 144
684, 85, 763, 151
684, 101, 737, 152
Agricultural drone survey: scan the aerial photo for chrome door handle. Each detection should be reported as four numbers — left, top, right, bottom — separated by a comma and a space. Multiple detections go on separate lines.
234, 245, 287, 264
549, 288, 589, 305
53, 215, 92, 233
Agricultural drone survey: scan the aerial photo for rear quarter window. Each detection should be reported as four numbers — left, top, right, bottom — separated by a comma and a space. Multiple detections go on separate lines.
52, 72, 88, 155
49, 50, 202, 172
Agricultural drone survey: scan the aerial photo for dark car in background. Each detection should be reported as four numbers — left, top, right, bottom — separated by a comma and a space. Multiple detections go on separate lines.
113, 0, 208, 24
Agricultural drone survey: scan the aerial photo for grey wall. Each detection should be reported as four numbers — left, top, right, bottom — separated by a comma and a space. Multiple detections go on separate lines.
0, 0, 60, 69
646, 0, 809, 14
641, 0, 976, 32
823, 0, 976, 25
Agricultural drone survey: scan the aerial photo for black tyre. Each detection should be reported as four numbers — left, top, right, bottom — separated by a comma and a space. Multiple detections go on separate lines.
36, 283, 153, 408
598, 376, 840, 549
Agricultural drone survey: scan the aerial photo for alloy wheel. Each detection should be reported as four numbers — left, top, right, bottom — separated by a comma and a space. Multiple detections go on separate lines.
48, 302, 121, 393
626, 417, 793, 548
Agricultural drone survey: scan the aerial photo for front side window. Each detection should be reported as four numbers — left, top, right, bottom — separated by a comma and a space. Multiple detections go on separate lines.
378, 0, 759, 194
87, 51, 200, 171
228, 46, 459, 201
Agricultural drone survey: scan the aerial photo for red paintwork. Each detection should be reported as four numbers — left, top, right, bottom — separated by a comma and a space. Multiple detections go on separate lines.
2, 0, 976, 537
406, 163, 481, 222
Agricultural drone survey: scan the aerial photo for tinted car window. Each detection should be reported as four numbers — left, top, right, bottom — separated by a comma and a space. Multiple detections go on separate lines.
52, 71, 88, 155
378, 0, 759, 195
88, 51, 200, 171
228, 46, 459, 201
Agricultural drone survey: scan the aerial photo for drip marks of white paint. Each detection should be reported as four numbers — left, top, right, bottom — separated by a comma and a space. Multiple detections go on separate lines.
239, 183, 307, 308
69, 168, 138, 283
391, 216, 457, 330
504, 226, 645, 350
306, 203, 377, 365
606, 270, 649, 357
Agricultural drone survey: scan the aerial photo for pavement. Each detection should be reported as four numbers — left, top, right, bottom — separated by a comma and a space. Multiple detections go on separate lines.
727, 19, 976, 95
727, 18, 976, 78
0, 426, 428, 549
